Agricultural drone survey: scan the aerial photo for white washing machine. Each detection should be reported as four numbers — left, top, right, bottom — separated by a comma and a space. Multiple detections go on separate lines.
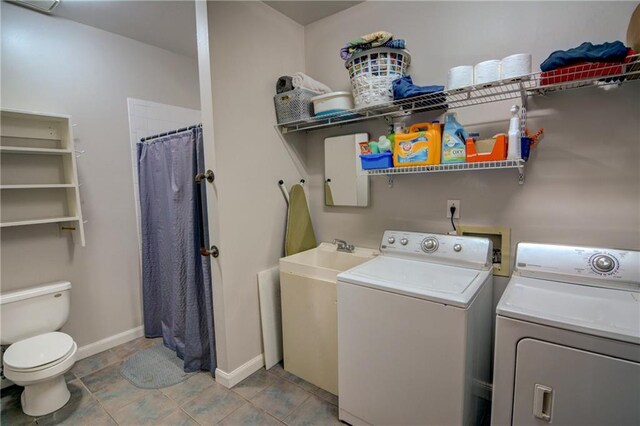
337, 230, 493, 426
492, 243, 640, 426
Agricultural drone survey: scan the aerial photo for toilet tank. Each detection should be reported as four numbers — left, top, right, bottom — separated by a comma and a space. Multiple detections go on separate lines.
0, 281, 71, 344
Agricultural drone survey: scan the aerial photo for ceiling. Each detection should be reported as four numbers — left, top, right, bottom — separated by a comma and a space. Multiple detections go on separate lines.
264, 1, 362, 25
28, 1, 362, 58
51, 0, 198, 58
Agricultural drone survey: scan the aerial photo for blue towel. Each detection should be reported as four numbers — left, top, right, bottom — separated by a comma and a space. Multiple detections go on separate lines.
540, 41, 629, 72
392, 75, 444, 100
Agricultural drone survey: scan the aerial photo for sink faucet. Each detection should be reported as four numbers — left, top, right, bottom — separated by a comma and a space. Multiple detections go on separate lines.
333, 238, 355, 253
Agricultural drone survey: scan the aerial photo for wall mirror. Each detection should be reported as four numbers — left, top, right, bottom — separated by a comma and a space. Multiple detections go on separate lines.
324, 133, 369, 207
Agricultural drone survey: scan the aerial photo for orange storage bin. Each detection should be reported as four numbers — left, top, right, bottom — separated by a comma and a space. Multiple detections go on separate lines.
466, 134, 507, 162
393, 122, 441, 167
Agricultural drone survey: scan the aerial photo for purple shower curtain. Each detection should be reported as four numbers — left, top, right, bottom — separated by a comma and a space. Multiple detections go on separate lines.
137, 127, 216, 373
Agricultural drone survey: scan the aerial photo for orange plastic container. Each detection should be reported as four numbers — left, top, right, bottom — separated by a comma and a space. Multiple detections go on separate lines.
393, 122, 441, 167
466, 134, 507, 162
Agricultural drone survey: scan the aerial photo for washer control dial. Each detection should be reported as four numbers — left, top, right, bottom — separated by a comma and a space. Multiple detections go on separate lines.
388, 236, 396, 244
591, 254, 616, 274
421, 237, 439, 253
400, 238, 408, 246
453, 244, 462, 252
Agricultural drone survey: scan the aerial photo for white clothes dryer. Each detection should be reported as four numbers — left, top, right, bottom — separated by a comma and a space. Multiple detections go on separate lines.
492, 242, 640, 426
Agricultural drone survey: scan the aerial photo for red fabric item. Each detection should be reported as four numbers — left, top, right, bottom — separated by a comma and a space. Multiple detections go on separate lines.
540, 49, 636, 86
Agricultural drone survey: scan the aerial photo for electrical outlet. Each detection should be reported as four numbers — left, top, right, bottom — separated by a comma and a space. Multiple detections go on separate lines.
447, 200, 460, 219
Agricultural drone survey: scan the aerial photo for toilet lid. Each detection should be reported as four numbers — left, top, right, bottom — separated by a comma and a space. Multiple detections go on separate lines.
4, 332, 75, 370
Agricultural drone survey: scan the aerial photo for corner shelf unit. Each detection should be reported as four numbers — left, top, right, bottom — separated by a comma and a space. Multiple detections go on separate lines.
1, 109, 85, 246
276, 56, 639, 185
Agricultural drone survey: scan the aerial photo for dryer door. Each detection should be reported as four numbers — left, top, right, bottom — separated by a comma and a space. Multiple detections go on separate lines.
513, 338, 640, 425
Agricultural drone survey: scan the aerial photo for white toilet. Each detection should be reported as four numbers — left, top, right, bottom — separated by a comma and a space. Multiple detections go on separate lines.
0, 281, 78, 416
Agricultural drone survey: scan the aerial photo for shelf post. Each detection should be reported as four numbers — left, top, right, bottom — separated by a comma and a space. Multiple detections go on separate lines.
518, 162, 525, 185
519, 81, 528, 132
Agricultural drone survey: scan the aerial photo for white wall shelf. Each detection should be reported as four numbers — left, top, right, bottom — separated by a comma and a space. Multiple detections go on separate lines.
367, 160, 526, 186
1, 109, 86, 245
1, 184, 76, 189
0, 146, 72, 155
0, 216, 80, 228
277, 56, 640, 134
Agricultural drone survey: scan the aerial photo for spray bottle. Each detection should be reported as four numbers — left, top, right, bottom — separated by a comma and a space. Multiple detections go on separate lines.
507, 105, 521, 160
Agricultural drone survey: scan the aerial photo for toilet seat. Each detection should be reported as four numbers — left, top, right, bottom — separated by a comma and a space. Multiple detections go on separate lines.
4, 332, 75, 371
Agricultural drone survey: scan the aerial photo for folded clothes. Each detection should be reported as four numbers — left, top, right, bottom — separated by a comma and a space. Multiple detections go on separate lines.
291, 72, 332, 94
340, 39, 406, 61
392, 75, 444, 100
540, 41, 630, 72
276, 76, 293, 94
352, 31, 393, 48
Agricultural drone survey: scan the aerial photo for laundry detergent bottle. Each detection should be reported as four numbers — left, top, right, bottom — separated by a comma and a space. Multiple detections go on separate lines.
441, 112, 468, 164
393, 122, 441, 167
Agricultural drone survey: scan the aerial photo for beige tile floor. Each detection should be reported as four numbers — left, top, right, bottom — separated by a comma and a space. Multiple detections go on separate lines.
1, 338, 341, 425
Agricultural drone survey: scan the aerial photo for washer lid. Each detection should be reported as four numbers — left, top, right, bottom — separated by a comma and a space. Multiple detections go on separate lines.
4, 332, 75, 370
337, 255, 486, 308
497, 277, 640, 344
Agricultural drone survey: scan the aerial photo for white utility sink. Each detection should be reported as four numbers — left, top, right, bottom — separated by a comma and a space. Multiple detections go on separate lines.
280, 242, 378, 282
279, 242, 378, 395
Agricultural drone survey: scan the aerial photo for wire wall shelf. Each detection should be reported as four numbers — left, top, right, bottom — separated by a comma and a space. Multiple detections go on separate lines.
366, 159, 524, 175
278, 54, 640, 133
367, 160, 526, 185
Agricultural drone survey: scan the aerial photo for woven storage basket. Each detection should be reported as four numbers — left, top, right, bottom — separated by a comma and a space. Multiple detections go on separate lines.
346, 48, 411, 109
274, 88, 320, 123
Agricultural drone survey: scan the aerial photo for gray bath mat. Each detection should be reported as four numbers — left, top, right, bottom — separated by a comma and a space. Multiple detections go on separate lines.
120, 344, 195, 389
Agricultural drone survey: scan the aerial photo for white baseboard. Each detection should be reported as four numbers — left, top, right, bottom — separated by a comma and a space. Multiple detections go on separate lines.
77, 326, 144, 360
215, 353, 264, 388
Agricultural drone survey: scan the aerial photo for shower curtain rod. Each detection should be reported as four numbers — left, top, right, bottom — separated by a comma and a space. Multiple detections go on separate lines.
139, 123, 202, 142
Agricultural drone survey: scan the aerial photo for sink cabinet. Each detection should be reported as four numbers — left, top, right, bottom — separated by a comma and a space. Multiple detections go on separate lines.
281, 272, 339, 394
279, 243, 378, 395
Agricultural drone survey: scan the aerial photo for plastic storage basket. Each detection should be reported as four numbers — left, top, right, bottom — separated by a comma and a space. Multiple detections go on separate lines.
346, 48, 411, 109
274, 88, 320, 124
360, 152, 394, 170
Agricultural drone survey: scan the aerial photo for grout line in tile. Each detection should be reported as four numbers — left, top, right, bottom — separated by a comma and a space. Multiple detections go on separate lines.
290, 394, 312, 421
265, 368, 339, 407
213, 400, 249, 425
74, 349, 121, 379
179, 406, 202, 426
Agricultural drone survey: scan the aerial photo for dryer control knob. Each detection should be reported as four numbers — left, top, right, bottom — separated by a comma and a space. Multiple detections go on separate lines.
592, 254, 615, 273
388, 236, 396, 244
400, 238, 408, 246
421, 237, 439, 253
453, 244, 462, 252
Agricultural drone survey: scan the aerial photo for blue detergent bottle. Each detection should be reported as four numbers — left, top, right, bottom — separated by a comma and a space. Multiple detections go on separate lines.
441, 112, 469, 164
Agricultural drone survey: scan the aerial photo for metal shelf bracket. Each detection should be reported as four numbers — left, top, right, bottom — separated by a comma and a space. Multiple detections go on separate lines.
387, 175, 394, 188
518, 163, 525, 185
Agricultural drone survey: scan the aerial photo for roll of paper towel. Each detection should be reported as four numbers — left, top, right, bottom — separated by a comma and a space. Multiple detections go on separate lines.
448, 65, 474, 90
501, 53, 532, 80
474, 60, 501, 85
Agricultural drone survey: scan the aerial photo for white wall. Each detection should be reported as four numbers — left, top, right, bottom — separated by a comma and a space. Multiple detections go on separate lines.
206, 1, 306, 373
0, 2, 200, 347
303, 1, 640, 308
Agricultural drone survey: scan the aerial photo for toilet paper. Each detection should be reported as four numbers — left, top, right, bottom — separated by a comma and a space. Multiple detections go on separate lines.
501, 53, 532, 80
448, 65, 474, 90
474, 60, 501, 85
